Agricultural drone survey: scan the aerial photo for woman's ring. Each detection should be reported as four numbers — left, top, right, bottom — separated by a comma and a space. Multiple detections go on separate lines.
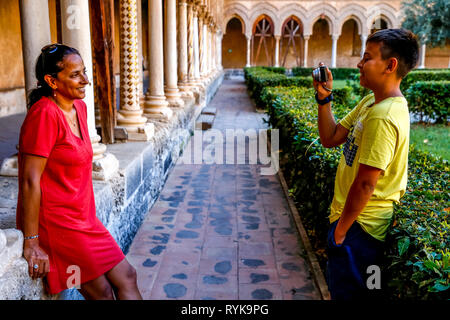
33, 264, 39, 270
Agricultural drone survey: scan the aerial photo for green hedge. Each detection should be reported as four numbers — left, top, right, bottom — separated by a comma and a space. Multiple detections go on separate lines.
244, 67, 312, 107
401, 70, 450, 92
259, 85, 449, 300
405, 81, 450, 123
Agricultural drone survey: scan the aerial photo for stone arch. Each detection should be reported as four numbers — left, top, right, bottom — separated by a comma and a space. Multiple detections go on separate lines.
252, 14, 276, 66
280, 15, 305, 67
223, 3, 251, 37
366, 4, 399, 31
222, 17, 247, 68
337, 4, 366, 36
304, 4, 338, 36
278, 3, 308, 36
249, 2, 280, 36
223, 14, 246, 35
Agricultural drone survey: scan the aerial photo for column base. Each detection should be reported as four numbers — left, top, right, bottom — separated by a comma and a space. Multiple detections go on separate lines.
90, 134, 107, 161
0, 156, 18, 177
178, 83, 195, 99
165, 87, 185, 108
92, 152, 119, 181
144, 96, 173, 121
120, 123, 155, 141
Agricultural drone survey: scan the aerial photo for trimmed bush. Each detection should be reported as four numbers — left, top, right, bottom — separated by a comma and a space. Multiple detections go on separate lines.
401, 70, 450, 92
259, 85, 449, 300
405, 81, 450, 123
244, 67, 312, 107
262, 66, 286, 74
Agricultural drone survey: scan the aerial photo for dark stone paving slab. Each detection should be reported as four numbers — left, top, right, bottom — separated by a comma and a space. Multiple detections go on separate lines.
127, 78, 321, 300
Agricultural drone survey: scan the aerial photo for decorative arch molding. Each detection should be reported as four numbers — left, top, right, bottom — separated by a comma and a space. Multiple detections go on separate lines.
304, 4, 338, 36
223, 3, 251, 37
278, 3, 308, 36
337, 4, 366, 36
223, 14, 246, 35
366, 4, 400, 30
249, 2, 281, 36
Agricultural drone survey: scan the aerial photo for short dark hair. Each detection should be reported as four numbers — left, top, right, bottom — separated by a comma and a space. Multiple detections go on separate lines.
366, 28, 419, 79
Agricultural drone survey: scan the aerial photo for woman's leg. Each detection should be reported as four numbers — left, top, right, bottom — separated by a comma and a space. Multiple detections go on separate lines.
105, 258, 142, 300
78, 274, 115, 300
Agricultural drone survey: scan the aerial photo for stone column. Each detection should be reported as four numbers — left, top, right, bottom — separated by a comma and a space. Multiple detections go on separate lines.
116, 0, 153, 139
331, 34, 338, 68
186, 0, 200, 94
199, 6, 207, 79
207, 16, 214, 77
144, 0, 173, 120
274, 36, 281, 67
164, 0, 184, 107
177, 0, 193, 98
193, 4, 201, 84
418, 43, 426, 69
60, 0, 119, 180
137, 0, 145, 105
210, 22, 216, 74
203, 15, 209, 79
19, 0, 51, 103
2, 1, 52, 177
360, 34, 367, 59
303, 35, 310, 67
245, 35, 251, 67
61, 0, 106, 158
217, 30, 223, 71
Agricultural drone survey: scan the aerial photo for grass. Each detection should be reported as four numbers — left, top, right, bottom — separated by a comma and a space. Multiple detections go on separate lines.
410, 123, 449, 160
333, 80, 348, 89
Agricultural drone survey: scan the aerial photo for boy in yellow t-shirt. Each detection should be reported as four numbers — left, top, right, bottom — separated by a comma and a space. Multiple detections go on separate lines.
313, 29, 419, 300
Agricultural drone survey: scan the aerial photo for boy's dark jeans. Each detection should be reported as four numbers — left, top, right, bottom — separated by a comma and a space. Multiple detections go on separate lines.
326, 219, 385, 300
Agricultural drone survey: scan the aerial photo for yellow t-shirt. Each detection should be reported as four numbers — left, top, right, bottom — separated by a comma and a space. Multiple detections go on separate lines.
329, 93, 410, 241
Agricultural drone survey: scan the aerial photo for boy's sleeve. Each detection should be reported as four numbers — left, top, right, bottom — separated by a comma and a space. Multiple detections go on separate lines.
20, 106, 59, 158
339, 94, 374, 130
339, 104, 359, 130
358, 117, 397, 170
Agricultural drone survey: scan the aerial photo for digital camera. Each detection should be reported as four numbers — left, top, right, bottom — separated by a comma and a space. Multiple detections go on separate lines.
312, 65, 328, 82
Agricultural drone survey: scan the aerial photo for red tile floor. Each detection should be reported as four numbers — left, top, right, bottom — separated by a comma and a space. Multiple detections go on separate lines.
126, 78, 321, 300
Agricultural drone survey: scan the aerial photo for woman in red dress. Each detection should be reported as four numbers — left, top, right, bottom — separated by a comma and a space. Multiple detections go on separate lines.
17, 44, 142, 300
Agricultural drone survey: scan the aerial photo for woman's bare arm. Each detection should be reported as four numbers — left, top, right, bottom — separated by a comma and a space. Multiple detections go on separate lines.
20, 154, 50, 279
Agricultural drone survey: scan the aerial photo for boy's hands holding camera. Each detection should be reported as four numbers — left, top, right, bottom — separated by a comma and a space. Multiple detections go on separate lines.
312, 62, 333, 100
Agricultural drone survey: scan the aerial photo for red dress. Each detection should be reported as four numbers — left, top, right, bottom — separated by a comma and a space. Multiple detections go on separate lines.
16, 97, 125, 295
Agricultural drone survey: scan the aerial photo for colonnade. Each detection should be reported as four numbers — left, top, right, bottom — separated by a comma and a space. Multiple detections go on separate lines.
244, 31, 369, 68
17, 0, 223, 180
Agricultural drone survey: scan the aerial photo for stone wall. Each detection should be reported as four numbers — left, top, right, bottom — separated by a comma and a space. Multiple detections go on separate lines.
0, 72, 223, 300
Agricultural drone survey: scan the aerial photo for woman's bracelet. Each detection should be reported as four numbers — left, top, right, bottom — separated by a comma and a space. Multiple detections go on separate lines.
24, 234, 39, 240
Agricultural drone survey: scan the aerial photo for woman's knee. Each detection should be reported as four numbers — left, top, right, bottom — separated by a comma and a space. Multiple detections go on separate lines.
124, 263, 137, 283
107, 259, 138, 288
80, 277, 115, 300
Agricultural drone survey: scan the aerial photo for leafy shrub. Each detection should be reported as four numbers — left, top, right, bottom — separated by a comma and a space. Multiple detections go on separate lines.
259, 85, 449, 300
262, 66, 286, 74
405, 81, 450, 123
401, 70, 450, 92
244, 67, 312, 107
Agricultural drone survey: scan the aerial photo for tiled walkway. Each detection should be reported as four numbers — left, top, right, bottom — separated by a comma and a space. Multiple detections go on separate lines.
126, 77, 321, 300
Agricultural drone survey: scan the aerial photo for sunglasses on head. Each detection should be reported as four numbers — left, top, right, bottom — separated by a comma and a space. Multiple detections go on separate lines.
41, 43, 62, 54
41, 44, 64, 79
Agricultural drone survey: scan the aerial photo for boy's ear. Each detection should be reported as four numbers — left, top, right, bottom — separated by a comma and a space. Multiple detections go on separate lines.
386, 57, 399, 74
